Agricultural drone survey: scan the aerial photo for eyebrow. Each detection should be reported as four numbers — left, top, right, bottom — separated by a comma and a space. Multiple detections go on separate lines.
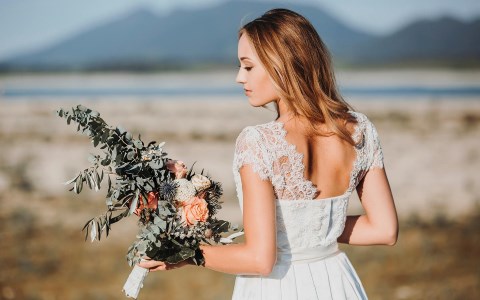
240, 57, 252, 61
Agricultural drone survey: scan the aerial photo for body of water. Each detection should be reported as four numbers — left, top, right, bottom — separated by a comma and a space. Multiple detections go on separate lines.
2, 86, 480, 98
1, 70, 479, 100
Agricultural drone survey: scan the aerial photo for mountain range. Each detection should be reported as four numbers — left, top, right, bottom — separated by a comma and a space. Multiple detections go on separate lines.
1, 0, 478, 71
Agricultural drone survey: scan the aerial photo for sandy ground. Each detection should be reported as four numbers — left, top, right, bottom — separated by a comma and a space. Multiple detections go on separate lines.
0, 70, 479, 300
1, 94, 479, 226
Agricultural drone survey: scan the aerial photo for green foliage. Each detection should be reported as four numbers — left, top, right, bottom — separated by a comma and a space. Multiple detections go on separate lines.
57, 105, 169, 234
56, 105, 236, 267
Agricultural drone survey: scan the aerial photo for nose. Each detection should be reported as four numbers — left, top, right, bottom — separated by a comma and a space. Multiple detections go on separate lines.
235, 68, 245, 84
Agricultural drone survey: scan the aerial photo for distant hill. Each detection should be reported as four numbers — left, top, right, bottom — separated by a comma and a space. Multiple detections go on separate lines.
0, 0, 478, 71
349, 16, 480, 66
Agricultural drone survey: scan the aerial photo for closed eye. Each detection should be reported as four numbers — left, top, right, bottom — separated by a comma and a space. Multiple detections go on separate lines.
238, 65, 253, 71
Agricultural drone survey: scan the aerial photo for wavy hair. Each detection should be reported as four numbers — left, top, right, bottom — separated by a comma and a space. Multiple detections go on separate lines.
239, 8, 357, 145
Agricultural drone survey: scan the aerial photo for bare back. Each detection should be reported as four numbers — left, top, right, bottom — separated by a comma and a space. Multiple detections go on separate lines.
233, 110, 383, 203
281, 119, 357, 200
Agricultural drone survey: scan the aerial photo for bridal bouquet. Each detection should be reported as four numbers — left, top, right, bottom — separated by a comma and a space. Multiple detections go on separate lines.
56, 105, 240, 299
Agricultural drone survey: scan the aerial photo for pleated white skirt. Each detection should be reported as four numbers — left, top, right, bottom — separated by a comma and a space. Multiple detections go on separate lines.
231, 250, 367, 300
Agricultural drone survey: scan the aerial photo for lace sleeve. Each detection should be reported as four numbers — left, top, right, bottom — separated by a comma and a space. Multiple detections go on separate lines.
233, 126, 273, 180
366, 119, 384, 170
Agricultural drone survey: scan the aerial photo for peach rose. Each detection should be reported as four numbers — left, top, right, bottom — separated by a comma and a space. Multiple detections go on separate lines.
181, 196, 209, 226
134, 192, 158, 216
166, 159, 188, 179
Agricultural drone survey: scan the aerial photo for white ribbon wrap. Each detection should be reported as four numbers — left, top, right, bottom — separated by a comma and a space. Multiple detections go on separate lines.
219, 231, 244, 244
121, 230, 243, 298
122, 265, 149, 299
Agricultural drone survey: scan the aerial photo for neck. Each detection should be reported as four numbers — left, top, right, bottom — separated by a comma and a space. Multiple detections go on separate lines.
276, 99, 294, 122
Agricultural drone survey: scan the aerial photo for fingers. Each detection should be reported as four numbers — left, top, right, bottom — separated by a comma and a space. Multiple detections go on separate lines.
150, 264, 167, 271
138, 260, 165, 269
137, 257, 191, 272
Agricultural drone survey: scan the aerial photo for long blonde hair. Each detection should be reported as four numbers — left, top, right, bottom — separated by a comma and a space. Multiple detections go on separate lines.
239, 8, 357, 145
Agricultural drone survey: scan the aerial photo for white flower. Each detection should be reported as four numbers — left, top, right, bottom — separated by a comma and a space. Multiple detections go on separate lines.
173, 178, 196, 202
191, 174, 211, 192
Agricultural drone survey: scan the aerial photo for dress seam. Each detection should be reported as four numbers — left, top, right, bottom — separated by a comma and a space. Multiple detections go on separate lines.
323, 260, 334, 298
293, 265, 299, 298
279, 275, 283, 300
308, 263, 320, 299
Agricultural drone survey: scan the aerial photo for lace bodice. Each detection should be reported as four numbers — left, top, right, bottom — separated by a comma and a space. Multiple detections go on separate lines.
232, 111, 384, 251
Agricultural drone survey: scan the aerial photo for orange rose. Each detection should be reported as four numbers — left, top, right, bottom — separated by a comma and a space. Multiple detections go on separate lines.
166, 159, 188, 179
181, 196, 209, 226
134, 192, 158, 216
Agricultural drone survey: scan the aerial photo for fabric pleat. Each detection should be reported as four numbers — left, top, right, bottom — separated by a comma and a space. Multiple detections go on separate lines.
232, 252, 368, 300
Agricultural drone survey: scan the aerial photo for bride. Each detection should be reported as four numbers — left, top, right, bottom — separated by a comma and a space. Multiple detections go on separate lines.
140, 8, 398, 299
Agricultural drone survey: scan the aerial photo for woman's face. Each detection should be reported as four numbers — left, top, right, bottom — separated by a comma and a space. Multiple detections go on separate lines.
236, 34, 280, 107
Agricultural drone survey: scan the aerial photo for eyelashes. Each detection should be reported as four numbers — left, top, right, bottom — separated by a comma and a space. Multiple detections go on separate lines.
237, 65, 253, 71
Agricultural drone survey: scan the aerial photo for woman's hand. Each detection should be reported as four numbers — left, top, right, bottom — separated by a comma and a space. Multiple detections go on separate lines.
138, 257, 192, 272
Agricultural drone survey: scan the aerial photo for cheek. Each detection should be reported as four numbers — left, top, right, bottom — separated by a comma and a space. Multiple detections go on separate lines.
265, 79, 278, 99
257, 76, 278, 102
248, 72, 276, 103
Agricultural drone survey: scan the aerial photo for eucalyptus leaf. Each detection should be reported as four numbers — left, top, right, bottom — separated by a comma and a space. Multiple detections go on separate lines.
101, 131, 109, 143
112, 147, 117, 160
95, 171, 101, 191
128, 191, 139, 216
134, 140, 143, 149
93, 136, 100, 147
152, 226, 160, 235
64, 174, 79, 185
116, 126, 126, 134
86, 173, 93, 189
88, 154, 96, 164
97, 220, 102, 241
107, 175, 112, 191
75, 175, 82, 194
137, 241, 147, 253
90, 220, 97, 242
100, 158, 111, 166
127, 151, 135, 160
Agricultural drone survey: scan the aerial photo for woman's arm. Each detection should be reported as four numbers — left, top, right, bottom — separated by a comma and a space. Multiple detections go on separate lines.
140, 164, 277, 276
198, 164, 277, 275
337, 167, 399, 246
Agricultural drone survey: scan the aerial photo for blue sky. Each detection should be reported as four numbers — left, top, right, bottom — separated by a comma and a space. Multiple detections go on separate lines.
0, 0, 479, 60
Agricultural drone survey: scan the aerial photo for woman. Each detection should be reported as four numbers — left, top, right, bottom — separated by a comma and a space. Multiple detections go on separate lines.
140, 8, 398, 299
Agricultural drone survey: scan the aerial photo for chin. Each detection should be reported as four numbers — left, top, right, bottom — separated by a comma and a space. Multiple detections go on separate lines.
248, 98, 274, 107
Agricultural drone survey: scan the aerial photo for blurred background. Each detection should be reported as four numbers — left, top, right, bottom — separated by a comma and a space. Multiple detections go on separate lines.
0, 0, 479, 299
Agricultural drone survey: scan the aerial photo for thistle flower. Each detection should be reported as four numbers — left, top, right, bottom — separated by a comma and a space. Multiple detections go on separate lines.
158, 180, 178, 201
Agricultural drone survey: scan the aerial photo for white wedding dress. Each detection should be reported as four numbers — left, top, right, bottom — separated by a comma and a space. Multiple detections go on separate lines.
231, 111, 384, 300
